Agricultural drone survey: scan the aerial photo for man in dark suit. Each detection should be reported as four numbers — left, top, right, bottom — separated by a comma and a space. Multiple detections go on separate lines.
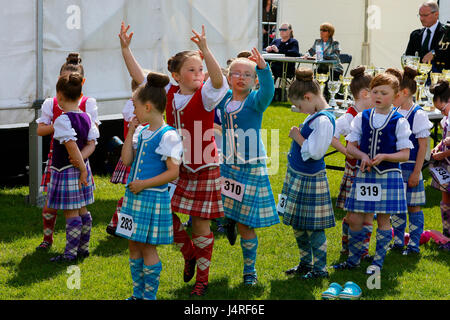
405, 1, 450, 72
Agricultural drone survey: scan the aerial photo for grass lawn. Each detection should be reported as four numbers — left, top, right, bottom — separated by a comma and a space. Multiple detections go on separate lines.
0, 102, 449, 300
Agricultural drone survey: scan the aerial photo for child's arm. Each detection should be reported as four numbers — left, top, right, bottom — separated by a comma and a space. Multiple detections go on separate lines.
37, 123, 54, 136
119, 21, 146, 85
128, 157, 180, 195
250, 47, 275, 111
432, 148, 450, 161
408, 137, 428, 187
371, 149, 410, 166
64, 140, 88, 188
121, 117, 140, 167
191, 25, 223, 89
331, 137, 353, 159
69, 140, 96, 168
347, 141, 372, 172
289, 126, 305, 146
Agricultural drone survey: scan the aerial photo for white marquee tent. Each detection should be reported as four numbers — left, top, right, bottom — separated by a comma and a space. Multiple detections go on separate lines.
0, 0, 448, 204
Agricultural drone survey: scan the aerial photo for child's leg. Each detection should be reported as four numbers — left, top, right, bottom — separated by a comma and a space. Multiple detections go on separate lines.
346, 212, 366, 266
78, 207, 92, 257
39, 201, 58, 248
371, 213, 393, 271
361, 215, 374, 259
309, 230, 328, 275
406, 206, 424, 253
293, 229, 313, 269
142, 244, 162, 300
391, 211, 407, 248
441, 193, 450, 237
107, 197, 123, 231
238, 223, 258, 282
128, 240, 144, 300
172, 213, 196, 282
191, 216, 214, 288
341, 214, 350, 254
59, 210, 82, 260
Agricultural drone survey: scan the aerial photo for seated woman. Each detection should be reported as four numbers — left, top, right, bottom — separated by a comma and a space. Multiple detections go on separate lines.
265, 23, 300, 81
303, 22, 343, 80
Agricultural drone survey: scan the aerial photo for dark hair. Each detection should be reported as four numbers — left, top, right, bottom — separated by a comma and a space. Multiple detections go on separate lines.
60, 53, 84, 77
370, 73, 400, 94
133, 72, 170, 113
56, 72, 83, 101
400, 66, 418, 94
167, 51, 202, 73
385, 68, 402, 84
430, 80, 450, 103
288, 68, 320, 102
237, 51, 252, 59
349, 66, 373, 99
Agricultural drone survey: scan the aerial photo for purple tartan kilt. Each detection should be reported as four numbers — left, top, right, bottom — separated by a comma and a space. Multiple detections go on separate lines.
47, 165, 95, 210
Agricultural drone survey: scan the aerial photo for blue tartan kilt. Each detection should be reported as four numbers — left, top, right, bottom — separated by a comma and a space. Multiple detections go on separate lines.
220, 162, 279, 228
400, 163, 426, 207
280, 164, 335, 230
47, 164, 95, 210
344, 168, 408, 215
119, 188, 173, 245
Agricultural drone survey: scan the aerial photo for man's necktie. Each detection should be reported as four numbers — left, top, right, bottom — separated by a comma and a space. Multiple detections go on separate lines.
421, 28, 431, 56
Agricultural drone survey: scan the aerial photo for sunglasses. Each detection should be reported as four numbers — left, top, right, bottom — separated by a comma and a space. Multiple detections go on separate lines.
279, 28, 289, 31
320, 29, 329, 32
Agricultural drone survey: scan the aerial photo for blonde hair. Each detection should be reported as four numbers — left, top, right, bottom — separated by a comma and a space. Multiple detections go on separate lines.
320, 22, 335, 37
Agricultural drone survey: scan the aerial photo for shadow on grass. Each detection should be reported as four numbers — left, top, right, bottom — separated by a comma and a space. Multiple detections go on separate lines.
269, 277, 318, 300
91, 234, 129, 257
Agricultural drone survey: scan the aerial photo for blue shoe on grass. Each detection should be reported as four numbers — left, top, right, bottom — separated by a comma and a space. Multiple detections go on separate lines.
338, 281, 362, 300
321, 282, 343, 300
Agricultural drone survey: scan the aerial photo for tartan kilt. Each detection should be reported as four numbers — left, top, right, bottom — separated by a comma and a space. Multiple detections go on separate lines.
429, 160, 450, 192
400, 163, 426, 206
171, 165, 224, 219
40, 153, 52, 193
344, 168, 408, 215
119, 188, 173, 245
220, 162, 279, 228
280, 164, 335, 230
47, 163, 95, 210
110, 158, 131, 184
336, 161, 358, 210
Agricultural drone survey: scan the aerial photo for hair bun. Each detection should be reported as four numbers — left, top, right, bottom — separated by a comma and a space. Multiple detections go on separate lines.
430, 80, 450, 95
147, 72, 170, 88
68, 72, 83, 85
350, 65, 366, 78
66, 53, 81, 65
295, 68, 314, 81
385, 68, 402, 83
403, 66, 418, 80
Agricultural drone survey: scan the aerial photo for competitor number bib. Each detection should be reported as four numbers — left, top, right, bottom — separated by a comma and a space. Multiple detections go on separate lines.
356, 183, 382, 201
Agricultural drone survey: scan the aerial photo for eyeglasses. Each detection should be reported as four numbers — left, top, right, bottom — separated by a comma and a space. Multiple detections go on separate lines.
417, 11, 437, 18
279, 28, 289, 31
229, 72, 254, 79
320, 29, 329, 32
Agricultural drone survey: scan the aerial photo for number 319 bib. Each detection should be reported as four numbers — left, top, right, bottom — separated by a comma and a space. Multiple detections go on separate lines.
356, 183, 382, 201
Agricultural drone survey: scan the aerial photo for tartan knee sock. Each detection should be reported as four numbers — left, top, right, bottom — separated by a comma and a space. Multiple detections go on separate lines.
372, 229, 393, 269
407, 210, 424, 252
129, 258, 144, 299
78, 212, 92, 255
143, 261, 162, 300
294, 229, 312, 268
172, 213, 195, 260
42, 207, 58, 244
310, 230, 327, 273
64, 216, 82, 259
193, 232, 214, 283
341, 218, 349, 253
361, 222, 373, 258
241, 237, 258, 275
347, 228, 366, 266
108, 197, 123, 229
441, 202, 450, 238
391, 212, 407, 247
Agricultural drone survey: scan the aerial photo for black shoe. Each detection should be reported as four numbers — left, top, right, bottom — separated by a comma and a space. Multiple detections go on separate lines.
36, 241, 52, 251
243, 273, 258, 286
332, 261, 360, 271
50, 254, 77, 263
190, 281, 208, 296
183, 257, 196, 282
77, 251, 90, 259
388, 243, 404, 252
106, 225, 119, 237
285, 263, 312, 276
302, 270, 329, 279
224, 218, 237, 246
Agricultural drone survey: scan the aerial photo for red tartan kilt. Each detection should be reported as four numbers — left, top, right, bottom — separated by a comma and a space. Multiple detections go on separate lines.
40, 152, 53, 192
171, 165, 224, 219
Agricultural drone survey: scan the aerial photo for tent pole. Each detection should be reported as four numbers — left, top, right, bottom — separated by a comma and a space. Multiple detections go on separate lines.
27, 0, 44, 207
362, 0, 370, 65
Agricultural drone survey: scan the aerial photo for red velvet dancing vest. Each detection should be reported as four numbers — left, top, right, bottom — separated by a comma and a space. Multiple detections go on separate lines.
165, 85, 218, 172
345, 106, 358, 168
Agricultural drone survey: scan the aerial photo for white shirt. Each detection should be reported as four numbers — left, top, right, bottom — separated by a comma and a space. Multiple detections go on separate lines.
421, 20, 439, 51
132, 124, 183, 162
346, 110, 414, 151
301, 113, 335, 161
53, 112, 100, 144
36, 97, 101, 126
122, 99, 135, 122
396, 107, 433, 138
334, 111, 358, 138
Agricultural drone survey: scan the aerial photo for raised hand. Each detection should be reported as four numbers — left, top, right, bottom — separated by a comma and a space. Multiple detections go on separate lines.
191, 25, 208, 53
248, 47, 267, 70
119, 21, 134, 49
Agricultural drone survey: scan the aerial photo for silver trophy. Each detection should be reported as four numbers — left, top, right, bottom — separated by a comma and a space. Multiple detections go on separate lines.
327, 80, 341, 109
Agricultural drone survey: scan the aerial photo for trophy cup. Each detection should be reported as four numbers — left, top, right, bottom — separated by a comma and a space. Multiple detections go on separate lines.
415, 74, 427, 104
316, 73, 329, 95
430, 72, 441, 85
443, 69, 450, 81
423, 86, 434, 111
401, 55, 420, 69
365, 65, 375, 76
327, 80, 342, 109
340, 75, 353, 109
374, 67, 385, 76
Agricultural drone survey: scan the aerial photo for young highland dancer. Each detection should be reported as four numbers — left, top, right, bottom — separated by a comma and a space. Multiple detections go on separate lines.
117, 72, 182, 301
46, 72, 99, 262
217, 48, 280, 285
333, 73, 413, 274
36, 53, 100, 251
280, 68, 336, 279
390, 66, 433, 255
332, 66, 374, 259
430, 80, 450, 250
119, 22, 229, 296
